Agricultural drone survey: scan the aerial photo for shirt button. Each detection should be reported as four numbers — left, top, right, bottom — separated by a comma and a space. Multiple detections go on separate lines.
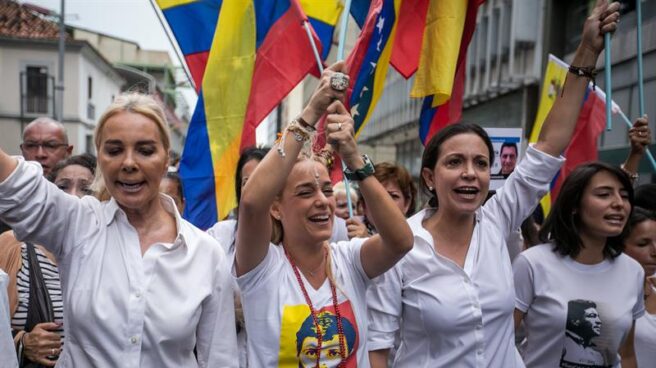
135, 291, 142, 298
477, 349, 483, 355
130, 336, 139, 344
476, 324, 483, 330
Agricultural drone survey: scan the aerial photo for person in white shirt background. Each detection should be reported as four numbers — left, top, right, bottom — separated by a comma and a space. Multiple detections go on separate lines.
513, 161, 644, 368
623, 207, 656, 368
0, 93, 237, 367
234, 61, 413, 367
367, 1, 620, 367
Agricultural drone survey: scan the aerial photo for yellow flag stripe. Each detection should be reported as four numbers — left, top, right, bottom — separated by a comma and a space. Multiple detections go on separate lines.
204, 0, 256, 219
410, 0, 467, 102
155, 0, 197, 10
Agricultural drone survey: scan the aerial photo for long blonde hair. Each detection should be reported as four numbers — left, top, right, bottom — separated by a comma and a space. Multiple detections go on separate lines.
92, 93, 171, 200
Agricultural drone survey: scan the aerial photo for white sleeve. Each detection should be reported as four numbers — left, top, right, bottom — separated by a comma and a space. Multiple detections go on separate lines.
236, 243, 283, 296
0, 271, 18, 368
513, 252, 536, 313
484, 145, 564, 239
196, 251, 238, 368
367, 264, 403, 351
632, 267, 646, 320
0, 158, 95, 259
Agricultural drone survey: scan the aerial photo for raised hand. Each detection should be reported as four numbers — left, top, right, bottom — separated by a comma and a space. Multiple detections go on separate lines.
325, 100, 362, 170
628, 115, 651, 155
580, 0, 620, 56
300, 61, 349, 126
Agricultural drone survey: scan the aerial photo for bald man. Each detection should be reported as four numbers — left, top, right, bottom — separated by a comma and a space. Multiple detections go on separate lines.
20, 117, 72, 176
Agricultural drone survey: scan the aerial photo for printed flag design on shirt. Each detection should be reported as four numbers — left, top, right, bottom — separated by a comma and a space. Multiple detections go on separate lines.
156, 0, 222, 90
177, 0, 320, 229
530, 54, 618, 215
278, 300, 359, 367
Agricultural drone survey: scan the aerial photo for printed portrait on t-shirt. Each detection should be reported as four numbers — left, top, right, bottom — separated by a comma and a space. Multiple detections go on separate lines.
278, 300, 359, 367
560, 299, 613, 368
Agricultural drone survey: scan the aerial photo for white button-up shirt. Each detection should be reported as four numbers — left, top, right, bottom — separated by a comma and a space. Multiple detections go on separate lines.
1, 270, 18, 368
367, 145, 563, 367
0, 158, 237, 368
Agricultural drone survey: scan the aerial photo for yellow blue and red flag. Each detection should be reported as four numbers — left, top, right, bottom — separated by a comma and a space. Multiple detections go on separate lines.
300, 0, 343, 60
346, 0, 402, 136
418, 0, 484, 145
177, 0, 320, 229
156, 0, 221, 90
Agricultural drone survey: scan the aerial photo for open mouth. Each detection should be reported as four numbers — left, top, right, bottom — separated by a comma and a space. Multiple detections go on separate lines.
603, 214, 625, 226
308, 214, 331, 225
453, 186, 480, 200
117, 181, 145, 193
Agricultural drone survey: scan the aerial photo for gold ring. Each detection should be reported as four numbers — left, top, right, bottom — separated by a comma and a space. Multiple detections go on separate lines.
51, 348, 56, 355
337, 122, 342, 131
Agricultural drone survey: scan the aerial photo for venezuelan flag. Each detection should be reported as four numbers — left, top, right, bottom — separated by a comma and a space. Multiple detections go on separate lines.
346, 0, 402, 136
417, 0, 483, 145
300, 0, 343, 60
179, 0, 319, 229
156, 0, 222, 90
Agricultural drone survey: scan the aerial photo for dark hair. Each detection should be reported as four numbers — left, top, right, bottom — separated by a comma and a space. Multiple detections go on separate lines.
499, 142, 518, 155
47, 153, 96, 183
372, 162, 417, 217
421, 122, 494, 207
235, 146, 270, 205
626, 206, 656, 236
163, 171, 184, 202
539, 162, 634, 259
566, 299, 598, 337
635, 184, 656, 212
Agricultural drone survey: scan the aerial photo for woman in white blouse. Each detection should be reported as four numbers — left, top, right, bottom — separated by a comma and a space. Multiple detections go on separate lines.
0, 93, 237, 367
234, 61, 413, 367
367, 1, 620, 367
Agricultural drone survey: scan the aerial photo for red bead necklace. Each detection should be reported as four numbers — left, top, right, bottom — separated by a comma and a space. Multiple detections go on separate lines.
285, 246, 347, 368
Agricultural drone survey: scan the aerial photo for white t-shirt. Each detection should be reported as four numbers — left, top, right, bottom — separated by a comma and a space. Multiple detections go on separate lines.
367, 145, 563, 368
513, 244, 645, 368
237, 239, 370, 367
635, 311, 656, 368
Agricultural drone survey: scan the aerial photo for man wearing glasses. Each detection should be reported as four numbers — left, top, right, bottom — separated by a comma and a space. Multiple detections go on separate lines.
19, 117, 72, 176
0, 118, 72, 234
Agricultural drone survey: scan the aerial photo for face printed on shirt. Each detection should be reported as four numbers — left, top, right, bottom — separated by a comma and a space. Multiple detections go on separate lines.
278, 301, 359, 367
561, 299, 612, 367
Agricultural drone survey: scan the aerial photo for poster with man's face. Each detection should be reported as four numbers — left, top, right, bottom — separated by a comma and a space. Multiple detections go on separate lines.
484, 128, 523, 190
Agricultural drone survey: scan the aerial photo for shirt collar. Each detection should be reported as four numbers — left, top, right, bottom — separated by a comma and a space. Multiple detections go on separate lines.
408, 208, 481, 242
102, 194, 187, 249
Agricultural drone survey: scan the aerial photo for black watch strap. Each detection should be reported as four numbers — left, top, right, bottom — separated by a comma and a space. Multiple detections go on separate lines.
344, 154, 375, 181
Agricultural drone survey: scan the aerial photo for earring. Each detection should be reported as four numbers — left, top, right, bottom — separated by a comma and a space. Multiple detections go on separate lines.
428, 186, 434, 191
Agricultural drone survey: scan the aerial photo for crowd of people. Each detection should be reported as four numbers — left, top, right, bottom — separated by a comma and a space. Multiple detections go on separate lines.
0, 1, 654, 367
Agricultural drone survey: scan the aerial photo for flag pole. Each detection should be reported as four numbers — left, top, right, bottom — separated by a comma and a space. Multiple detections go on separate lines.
302, 20, 356, 218
636, 0, 645, 116
618, 110, 656, 171
604, 33, 612, 131
337, 0, 354, 60
332, 0, 357, 218
148, 0, 197, 93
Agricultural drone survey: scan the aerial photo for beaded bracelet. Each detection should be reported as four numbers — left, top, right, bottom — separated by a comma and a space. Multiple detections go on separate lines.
276, 119, 314, 157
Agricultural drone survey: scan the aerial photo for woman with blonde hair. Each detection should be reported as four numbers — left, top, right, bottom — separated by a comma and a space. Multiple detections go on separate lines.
235, 61, 413, 367
0, 93, 237, 367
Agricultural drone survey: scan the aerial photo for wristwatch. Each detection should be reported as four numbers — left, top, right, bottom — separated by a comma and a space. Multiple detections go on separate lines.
344, 154, 375, 181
